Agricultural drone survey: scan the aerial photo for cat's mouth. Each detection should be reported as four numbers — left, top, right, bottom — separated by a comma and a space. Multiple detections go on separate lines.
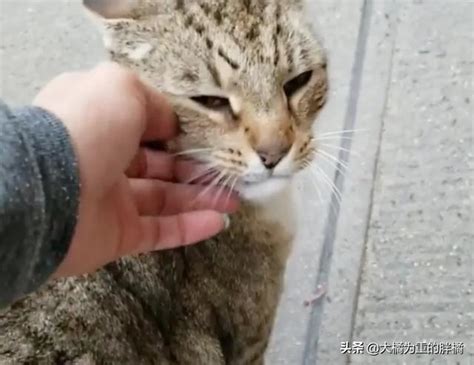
185, 162, 292, 200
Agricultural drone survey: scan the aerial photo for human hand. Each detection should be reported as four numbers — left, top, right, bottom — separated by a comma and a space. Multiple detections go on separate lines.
33, 62, 238, 277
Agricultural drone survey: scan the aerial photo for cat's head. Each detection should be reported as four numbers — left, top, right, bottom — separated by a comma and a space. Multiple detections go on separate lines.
84, 0, 328, 201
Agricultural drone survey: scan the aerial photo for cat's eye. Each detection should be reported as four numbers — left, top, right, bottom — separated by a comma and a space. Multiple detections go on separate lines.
191, 96, 231, 111
283, 70, 313, 98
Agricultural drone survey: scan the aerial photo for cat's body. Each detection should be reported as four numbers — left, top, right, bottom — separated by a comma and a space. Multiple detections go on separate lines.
1, 197, 293, 365
0, 1, 327, 364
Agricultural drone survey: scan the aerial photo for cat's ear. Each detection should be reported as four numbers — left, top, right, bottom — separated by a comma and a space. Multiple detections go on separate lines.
83, 0, 138, 19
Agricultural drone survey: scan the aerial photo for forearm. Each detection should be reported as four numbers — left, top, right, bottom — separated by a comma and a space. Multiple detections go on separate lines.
0, 101, 80, 307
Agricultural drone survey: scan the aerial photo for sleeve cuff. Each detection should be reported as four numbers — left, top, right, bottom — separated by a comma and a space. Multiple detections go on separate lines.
7, 106, 80, 299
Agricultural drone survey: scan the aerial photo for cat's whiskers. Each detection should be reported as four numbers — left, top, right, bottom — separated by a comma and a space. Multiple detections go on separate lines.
313, 151, 350, 179
296, 150, 332, 208
174, 148, 214, 157
316, 128, 368, 138
211, 172, 235, 208
306, 169, 326, 207
192, 169, 230, 207
319, 143, 360, 157
307, 167, 341, 221
321, 156, 349, 179
316, 149, 350, 172
303, 135, 356, 213
190, 173, 224, 208
184, 163, 220, 184
309, 166, 343, 206
187, 171, 218, 185
304, 167, 336, 217
225, 175, 239, 206
314, 136, 354, 142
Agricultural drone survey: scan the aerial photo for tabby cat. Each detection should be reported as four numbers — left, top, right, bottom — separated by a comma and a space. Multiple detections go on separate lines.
0, 0, 328, 364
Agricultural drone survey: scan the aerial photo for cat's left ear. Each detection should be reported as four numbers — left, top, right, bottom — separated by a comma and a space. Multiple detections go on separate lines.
83, 0, 140, 19
83, 0, 158, 58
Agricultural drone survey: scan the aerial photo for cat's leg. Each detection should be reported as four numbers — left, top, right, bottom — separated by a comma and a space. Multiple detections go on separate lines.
247, 356, 265, 365
237, 338, 269, 365
231, 318, 273, 365
170, 329, 225, 365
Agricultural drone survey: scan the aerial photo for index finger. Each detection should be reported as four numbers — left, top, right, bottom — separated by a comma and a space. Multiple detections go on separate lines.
141, 81, 178, 141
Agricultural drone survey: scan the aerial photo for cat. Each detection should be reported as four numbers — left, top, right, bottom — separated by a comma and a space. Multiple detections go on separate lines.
0, 0, 328, 364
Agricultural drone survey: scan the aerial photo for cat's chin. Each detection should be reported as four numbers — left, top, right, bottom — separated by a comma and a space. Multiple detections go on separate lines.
238, 177, 291, 202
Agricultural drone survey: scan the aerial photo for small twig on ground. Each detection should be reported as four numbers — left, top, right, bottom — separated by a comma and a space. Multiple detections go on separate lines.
303, 284, 327, 307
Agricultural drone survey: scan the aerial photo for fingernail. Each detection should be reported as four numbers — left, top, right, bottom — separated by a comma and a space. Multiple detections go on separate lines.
222, 214, 230, 230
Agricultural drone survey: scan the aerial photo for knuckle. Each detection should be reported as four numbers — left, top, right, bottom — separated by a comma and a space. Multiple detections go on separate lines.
176, 215, 188, 245
95, 61, 136, 83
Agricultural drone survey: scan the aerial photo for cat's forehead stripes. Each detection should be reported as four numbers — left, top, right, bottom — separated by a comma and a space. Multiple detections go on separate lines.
182, 1, 317, 82
95, 0, 324, 101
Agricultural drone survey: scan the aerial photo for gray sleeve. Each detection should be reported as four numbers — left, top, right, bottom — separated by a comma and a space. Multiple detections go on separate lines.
0, 101, 80, 308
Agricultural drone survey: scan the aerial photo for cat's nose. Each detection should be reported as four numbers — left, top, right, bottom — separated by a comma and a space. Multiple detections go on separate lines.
257, 147, 290, 170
